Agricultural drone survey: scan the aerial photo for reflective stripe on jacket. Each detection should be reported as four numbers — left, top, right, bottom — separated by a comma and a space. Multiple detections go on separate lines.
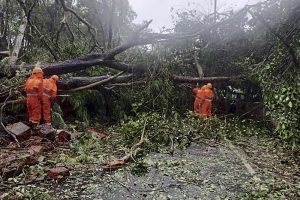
42, 78, 57, 99
25, 75, 43, 97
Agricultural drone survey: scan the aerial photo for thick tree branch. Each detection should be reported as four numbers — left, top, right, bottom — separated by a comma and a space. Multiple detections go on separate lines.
76, 7, 247, 61
58, 74, 134, 90
64, 71, 124, 92
82, 20, 153, 61
3, 59, 146, 77
1, 7, 249, 78
59, 0, 99, 51
0, 74, 240, 106
172, 75, 238, 83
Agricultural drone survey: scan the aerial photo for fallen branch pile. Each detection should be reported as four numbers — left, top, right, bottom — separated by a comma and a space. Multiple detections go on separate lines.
101, 119, 147, 170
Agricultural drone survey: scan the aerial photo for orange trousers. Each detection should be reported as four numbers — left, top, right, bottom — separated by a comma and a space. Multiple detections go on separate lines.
27, 96, 42, 123
194, 99, 201, 114
200, 100, 212, 117
42, 96, 52, 123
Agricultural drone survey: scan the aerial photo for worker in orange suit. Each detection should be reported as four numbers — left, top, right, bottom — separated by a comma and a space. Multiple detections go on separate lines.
200, 83, 215, 117
192, 84, 207, 115
25, 67, 44, 126
192, 85, 201, 114
42, 75, 59, 125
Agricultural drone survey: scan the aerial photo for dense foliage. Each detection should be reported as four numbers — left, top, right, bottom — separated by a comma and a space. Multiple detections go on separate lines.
242, 43, 300, 147
0, 0, 299, 147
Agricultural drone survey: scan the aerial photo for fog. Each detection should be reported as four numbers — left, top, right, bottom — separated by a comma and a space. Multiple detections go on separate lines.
128, 0, 263, 31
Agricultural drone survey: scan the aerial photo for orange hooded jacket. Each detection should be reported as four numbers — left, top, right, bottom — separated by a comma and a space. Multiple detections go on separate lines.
25, 74, 43, 123
42, 78, 57, 124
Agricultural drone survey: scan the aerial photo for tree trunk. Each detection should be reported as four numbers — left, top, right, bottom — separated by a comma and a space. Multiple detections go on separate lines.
10, 1, 27, 64
194, 54, 204, 78
107, 0, 115, 49
172, 75, 235, 83
0, 0, 9, 52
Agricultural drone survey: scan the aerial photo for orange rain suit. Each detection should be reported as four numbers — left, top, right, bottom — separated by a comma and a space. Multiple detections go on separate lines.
200, 87, 215, 117
192, 85, 206, 115
42, 78, 57, 124
25, 75, 43, 123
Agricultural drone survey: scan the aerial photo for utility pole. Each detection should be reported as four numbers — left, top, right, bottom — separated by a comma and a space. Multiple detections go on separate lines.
214, 0, 217, 23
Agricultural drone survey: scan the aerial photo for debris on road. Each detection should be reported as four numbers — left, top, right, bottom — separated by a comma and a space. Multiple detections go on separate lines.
48, 167, 70, 181
85, 128, 110, 139
0, 147, 41, 180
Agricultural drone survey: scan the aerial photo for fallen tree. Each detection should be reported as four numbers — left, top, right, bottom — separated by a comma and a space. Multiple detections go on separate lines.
0, 74, 238, 104
58, 74, 237, 90
0, 5, 251, 80
0, 1, 274, 109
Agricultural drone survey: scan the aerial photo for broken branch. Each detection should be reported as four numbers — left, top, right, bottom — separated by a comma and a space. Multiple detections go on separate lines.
101, 119, 147, 170
59, 0, 99, 51
171, 75, 239, 83
65, 71, 124, 92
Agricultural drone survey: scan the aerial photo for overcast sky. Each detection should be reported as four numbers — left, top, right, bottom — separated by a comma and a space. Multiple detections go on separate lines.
128, 0, 262, 31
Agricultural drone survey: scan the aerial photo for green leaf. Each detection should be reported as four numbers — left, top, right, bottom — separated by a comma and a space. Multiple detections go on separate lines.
288, 101, 293, 108
282, 124, 286, 130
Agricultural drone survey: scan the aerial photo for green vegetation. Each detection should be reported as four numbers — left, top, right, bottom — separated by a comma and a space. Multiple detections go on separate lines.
1, 186, 53, 200
0, 0, 299, 199
242, 43, 300, 147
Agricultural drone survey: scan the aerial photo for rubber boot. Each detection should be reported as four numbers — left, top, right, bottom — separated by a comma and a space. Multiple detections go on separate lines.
29, 121, 39, 129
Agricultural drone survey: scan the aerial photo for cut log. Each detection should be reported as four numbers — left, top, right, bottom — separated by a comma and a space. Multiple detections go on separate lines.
34, 124, 56, 141
6, 122, 31, 141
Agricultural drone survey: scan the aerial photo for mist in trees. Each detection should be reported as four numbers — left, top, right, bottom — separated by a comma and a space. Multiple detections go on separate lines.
0, 0, 299, 145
